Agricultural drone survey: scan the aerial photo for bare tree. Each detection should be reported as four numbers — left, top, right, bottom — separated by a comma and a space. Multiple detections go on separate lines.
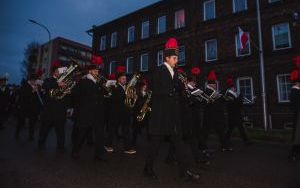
20, 41, 40, 80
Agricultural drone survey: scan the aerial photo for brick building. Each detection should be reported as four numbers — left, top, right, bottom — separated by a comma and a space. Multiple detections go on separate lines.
36, 37, 92, 78
89, 0, 300, 129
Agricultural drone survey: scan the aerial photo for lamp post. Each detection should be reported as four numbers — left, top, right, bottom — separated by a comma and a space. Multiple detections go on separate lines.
28, 19, 51, 41
29, 19, 52, 77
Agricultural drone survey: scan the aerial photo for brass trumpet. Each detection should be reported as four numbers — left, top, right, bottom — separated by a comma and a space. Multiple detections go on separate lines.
125, 73, 141, 108
136, 91, 152, 122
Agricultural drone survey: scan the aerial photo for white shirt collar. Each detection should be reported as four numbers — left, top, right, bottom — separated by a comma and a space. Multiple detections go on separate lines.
227, 89, 238, 98
164, 62, 174, 79
86, 74, 97, 84
292, 85, 300, 90
118, 83, 126, 91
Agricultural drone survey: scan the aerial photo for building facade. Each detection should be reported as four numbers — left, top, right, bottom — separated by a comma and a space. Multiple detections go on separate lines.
36, 37, 92, 78
90, 0, 300, 129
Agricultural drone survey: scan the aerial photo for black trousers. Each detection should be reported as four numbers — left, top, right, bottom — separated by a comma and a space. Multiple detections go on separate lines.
202, 121, 226, 149
145, 134, 191, 173
15, 115, 38, 139
72, 124, 105, 157
132, 117, 149, 147
38, 117, 66, 149
107, 115, 131, 150
225, 119, 249, 145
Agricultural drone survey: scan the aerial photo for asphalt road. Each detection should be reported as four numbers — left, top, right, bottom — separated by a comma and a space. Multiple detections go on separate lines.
0, 118, 299, 188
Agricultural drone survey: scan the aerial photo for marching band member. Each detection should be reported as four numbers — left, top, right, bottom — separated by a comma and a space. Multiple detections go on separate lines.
71, 59, 106, 161
144, 38, 200, 180
38, 61, 69, 151
289, 69, 300, 162
202, 70, 227, 152
0, 76, 10, 130
223, 76, 251, 150
105, 66, 136, 154
15, 73, 43, 141
131, 80, 150, 149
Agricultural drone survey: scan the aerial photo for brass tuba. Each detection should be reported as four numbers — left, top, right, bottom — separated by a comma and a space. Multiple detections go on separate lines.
136, 91, 152, 122
50, 59, 80, 100
125, 73, 141, 108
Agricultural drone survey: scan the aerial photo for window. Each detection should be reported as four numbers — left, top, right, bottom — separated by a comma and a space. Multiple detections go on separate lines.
100, 35, 106, 51
157, 16, 167, 34
269, 0, 280, 3
109, 61, 116, 74
111, 32, 117, 48
205, 39, 218, 62
203, 0, 216, 21
175, 9, 185, 29
178, 46, 185, 66
140, 53, 149, 72
233, 0, 247, 13
126, 57, 134, 74
127, 26, 135, 43
237, 77, 254, 104
277, 74, 293, 103
235, 32, 251, 57
157, 50, 164, 66
272, 23, 291, 50
142, 21, 150, 39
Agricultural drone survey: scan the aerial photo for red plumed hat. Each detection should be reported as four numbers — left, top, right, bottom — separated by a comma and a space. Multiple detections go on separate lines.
226, 76, 234, 87
91, 54, 103, 66
116, 66, 126, 73
191, 67, 201, 75
293, 56, 300, 69
108, 73, 116, 80
164, 38, 179, 57
36, 68, 44, 78
177, 68, 185, 74
51, 60, 61, 73
290, 69, 300, 82
207, 70, 217, 83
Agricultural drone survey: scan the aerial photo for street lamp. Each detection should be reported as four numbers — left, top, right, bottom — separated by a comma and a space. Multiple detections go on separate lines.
28, 19, 51, 41
29, 19, 52, 77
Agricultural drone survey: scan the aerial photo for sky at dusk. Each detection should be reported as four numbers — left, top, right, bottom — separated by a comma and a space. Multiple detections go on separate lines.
0, 0, 160, 84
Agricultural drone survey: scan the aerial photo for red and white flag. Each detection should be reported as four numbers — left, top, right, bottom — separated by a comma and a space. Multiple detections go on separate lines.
238, 27, 249, 50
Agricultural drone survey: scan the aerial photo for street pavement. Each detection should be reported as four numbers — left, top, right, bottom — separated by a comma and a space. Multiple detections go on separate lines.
0, 117, 300, 188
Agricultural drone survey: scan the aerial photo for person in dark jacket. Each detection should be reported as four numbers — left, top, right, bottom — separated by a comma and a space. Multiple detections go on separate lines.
105, 68, 136, 154
289, 70, 300, 162
0, 77, 10, 130
224, 76, 251, 149
15, 73, 43, 140
71, 63, 106, 161
38, 63, 69, 151
202, 71, 227, 151
144, 38, 200, 180
131, 81, 150, 148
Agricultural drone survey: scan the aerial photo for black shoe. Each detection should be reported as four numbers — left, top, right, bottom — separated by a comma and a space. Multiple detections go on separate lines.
94, 155, 108, 162
143, 167, 157, 179
71, 152, 80, 159
244, 141, 254, 146
37, 144, 46, 151
221, 147, 233, 152
57, 147, 65, 153
181, 170, 200, 181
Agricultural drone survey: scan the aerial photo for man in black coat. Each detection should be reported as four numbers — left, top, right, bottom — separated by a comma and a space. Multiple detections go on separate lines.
15, 73, 43, 140
144, 38, 200, 180
38, 65, 68, 151
289, 70, 300, 162
224, 77, 251, 149
106, 71, 136, 154
202, 71, 226, 151
0, 77, 10, 129
71, 64, 106, 160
